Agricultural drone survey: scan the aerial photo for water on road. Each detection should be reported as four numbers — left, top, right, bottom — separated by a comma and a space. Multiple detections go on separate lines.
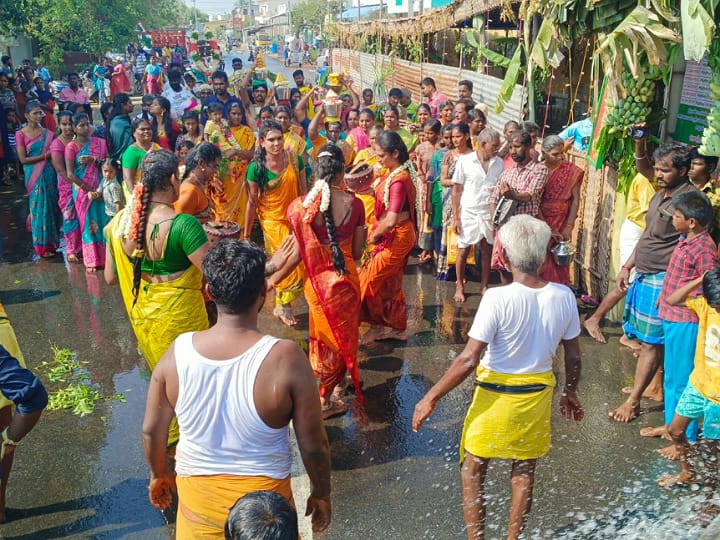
1, 55, 719, 539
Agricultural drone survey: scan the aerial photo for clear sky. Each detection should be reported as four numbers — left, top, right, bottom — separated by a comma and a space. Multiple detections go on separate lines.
188, 0, 233, 16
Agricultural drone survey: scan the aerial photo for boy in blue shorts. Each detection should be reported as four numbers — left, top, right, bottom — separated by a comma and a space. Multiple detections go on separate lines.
659, 267, 720, 514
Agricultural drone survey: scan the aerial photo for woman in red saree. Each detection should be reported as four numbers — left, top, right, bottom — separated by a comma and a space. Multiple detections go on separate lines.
538, 134, 584, 285
269, 144, 367, 418
110, 60, 131, 99
359, 130, 418, 345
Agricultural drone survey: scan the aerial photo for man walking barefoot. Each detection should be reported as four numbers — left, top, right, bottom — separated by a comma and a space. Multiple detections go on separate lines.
413, 215, 583, 539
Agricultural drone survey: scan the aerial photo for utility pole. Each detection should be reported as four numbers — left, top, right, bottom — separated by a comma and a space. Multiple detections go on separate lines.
193, 0, 199, 33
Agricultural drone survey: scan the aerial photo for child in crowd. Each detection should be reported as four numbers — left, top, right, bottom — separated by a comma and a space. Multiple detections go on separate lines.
175, 110, 202, 149
176, 140, 194, 178
5, 108, 20, 180
99, 159, 123, 217
660, 266, 720, 520
135, 94, 154, 125
647, 190, 719, 457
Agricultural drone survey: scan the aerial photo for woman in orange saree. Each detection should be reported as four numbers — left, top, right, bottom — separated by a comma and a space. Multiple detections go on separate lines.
359, 130, 418, 345
270, 144, 367, 418
538, 135, 584, 285
244, 120, 306, 326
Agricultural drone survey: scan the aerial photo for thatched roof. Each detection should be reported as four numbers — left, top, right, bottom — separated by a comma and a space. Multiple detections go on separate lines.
334, 0, 508, 36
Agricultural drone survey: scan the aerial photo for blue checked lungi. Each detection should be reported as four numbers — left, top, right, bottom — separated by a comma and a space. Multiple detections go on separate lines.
622, 272, 665, 345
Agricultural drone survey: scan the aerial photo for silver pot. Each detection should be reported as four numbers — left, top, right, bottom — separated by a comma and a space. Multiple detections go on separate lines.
551, 241, 576, 267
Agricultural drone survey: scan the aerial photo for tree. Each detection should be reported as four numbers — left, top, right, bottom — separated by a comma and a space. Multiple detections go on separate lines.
290, 0, 330, 34
0, 0, 205, 71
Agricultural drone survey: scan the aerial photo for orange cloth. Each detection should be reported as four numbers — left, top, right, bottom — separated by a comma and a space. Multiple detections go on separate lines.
360, 170, 417, 330
176, 474, 293, 539
175, 182, 211, 222
287, 198, 363, 403
539, 160, 584, 285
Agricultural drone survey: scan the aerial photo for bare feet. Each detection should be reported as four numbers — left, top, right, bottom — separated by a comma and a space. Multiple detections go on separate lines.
453, 287, 466, 303
378, 328, 408, 341
418, 251, 432, 264
658, 470, 695, 488
321, 400, 348, 419
360, 326, 383, 346
40, 252, 57, 259
657, 444, 683, 461
583, 317, 607, 343
273, 305, 297, 327
621, 386, 663, 401
85, 267, 98, 273
609, 400, 640, 423
67, 254, 81, 263
639, 425, 668, 438
619, 334, 641, 351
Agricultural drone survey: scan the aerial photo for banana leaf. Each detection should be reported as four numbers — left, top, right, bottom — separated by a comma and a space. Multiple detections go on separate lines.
529, 18, 565, 70
494, 43, 524, 114
680, 0, 715, 62
594, 6, 681, 100
465, 30, 513, 69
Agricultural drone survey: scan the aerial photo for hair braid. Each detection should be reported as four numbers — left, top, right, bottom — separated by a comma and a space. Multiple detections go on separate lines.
322, 177, 346, 275
252, 145, 269, 191
131, 182, 152, 308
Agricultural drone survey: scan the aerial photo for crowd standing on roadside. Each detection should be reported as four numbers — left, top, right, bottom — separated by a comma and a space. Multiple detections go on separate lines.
1, 39, 720, 539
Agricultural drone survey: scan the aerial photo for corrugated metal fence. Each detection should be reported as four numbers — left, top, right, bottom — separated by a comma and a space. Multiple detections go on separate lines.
331, 49, 526, 132
331, 48, 614, 301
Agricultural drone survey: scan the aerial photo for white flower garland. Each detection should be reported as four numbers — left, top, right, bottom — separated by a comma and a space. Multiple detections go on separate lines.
117, 192, 136, 239
375, 160, 421, 218
303, 177, 331, 213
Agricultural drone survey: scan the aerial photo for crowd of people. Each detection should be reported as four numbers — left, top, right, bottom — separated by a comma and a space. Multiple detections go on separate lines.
2, 44, 720, 539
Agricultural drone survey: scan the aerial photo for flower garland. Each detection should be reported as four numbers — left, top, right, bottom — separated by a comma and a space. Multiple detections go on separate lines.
374, 160, 421, 218
302, 176, 331, 223
117, 181, 144, 240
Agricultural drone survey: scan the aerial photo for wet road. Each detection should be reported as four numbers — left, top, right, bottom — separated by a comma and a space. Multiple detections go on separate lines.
2, 57, 720, 539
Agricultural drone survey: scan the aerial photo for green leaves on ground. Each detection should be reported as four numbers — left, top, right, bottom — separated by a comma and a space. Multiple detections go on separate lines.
41, 345, 125, 418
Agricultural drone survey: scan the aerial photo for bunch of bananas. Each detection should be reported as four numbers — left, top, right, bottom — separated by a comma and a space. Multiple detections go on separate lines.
605, 71, 657, 134
699, 72, 720, 157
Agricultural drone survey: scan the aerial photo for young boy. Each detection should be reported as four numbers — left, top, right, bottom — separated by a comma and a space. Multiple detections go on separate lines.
659, 267, 720, 518
645, 190, 719, 455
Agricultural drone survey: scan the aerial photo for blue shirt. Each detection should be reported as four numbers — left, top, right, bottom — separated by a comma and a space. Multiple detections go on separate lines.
559, 117, 593, 152
201, 94, 246, 125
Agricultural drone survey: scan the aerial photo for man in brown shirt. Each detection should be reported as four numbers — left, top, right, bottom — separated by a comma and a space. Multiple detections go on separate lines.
609, 140, 697, 423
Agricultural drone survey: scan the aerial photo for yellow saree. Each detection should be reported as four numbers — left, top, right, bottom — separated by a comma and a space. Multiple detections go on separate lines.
105, 210, 209, 445
257, 154, 305, 306
208, 124, 256, 225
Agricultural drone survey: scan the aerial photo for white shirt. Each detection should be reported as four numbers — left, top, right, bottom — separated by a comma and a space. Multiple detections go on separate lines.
162, 85, 194, 120
469, 282, 581, 374
174, 333, 293, 478
452, 152, 503, 214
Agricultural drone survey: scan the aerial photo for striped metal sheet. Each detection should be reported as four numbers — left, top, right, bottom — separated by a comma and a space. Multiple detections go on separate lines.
332, 49, 526, 131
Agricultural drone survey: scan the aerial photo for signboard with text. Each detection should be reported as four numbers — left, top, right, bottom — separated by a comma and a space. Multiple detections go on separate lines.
675, 55, 712, 145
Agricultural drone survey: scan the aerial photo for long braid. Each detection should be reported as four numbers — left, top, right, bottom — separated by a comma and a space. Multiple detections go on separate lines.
311, 143, 348, 274
127, 149, 180, 309
322, 181, 346, 275
131, 181, 151, 308
252, 144, 268, 191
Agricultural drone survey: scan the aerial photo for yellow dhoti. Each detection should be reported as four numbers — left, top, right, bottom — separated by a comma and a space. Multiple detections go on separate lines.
176, 474, 293, 539
460, 367, 556, 461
